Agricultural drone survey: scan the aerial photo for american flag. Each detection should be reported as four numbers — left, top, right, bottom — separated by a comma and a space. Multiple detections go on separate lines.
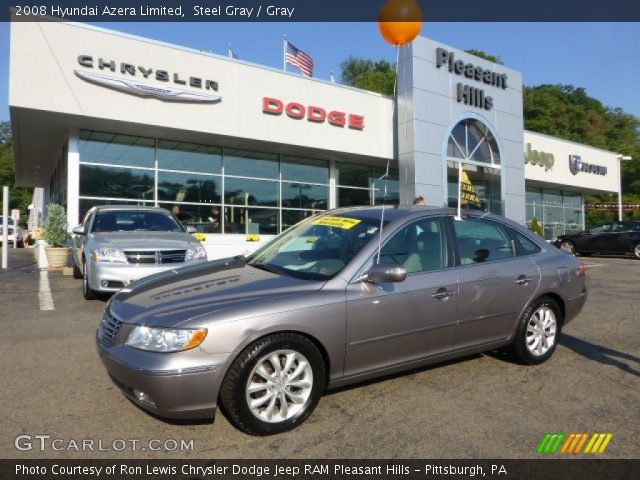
286, 41, 314, 77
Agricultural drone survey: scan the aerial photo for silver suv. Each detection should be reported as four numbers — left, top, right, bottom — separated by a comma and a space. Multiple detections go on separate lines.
73, 206, 207, 299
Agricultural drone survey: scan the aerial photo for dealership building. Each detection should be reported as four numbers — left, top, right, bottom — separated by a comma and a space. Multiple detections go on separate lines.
8, 20, 623, 258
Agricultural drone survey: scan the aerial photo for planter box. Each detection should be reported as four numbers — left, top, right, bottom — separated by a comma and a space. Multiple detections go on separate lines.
45, 246, 71, 269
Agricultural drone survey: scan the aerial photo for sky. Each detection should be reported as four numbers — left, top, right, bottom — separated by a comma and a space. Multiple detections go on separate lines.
1, 22, 639, 122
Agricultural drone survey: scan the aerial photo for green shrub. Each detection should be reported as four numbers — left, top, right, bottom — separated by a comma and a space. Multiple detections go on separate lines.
42, 204, 70, 247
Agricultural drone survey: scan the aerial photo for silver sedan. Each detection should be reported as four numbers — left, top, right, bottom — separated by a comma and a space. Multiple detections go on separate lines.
73, 205, 207, 299
97, 207, 587, 435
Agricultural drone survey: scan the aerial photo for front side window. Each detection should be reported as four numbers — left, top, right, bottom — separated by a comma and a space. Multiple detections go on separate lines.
453, 218, 515, 265
590, 224, 611, 233
378, 217, 448, 274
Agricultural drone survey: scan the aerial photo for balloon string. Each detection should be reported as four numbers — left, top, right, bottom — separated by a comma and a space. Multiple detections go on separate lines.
376, 44, 401, 265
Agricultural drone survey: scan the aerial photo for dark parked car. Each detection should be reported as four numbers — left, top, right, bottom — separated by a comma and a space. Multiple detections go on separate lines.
98, 207, 587, 435
553, 221, 640, 259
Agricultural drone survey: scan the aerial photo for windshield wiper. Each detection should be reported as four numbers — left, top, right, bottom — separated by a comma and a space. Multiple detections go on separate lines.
250, 262, 289, 276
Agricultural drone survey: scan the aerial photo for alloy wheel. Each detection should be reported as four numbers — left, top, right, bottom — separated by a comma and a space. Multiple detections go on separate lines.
526, 306, 557, 357
245, 349, 313, 423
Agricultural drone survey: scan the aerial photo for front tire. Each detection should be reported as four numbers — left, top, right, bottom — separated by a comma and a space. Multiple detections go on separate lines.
220, 333, 325, 435
509, 296, 562, 365
82, 260, 96, 300
633, 243, 640, 260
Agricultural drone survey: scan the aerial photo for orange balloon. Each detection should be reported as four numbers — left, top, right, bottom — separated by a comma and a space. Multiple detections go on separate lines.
378, 0, 423, 46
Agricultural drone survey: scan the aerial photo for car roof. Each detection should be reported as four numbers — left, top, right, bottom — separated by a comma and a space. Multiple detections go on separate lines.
320, 205, 508, 224
93, 205, 170, 213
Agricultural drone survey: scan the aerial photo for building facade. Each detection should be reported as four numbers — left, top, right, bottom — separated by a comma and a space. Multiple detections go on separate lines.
9, 20, 623, 257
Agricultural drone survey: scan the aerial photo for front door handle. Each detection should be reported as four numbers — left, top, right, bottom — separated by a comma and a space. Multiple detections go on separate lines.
432, 288, 455, 300
514, 275, 532, 286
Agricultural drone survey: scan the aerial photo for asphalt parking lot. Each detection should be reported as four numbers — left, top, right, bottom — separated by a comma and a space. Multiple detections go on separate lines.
0, 248, 638, 459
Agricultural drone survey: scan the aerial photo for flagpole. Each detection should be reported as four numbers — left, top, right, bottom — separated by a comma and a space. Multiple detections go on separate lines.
227, 43, 232, 59
283, 34, 287, 71
457, 162, 462, 220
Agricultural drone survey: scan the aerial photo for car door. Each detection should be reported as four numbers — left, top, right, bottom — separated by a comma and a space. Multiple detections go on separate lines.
452, 217, 541, 349
74, 209, 95, 266
578, 223, 612, 252
344, 216, 458, 377
605, 223, 633, 253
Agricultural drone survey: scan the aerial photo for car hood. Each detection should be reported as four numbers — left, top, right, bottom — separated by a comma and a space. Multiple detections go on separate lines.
91, 231, 197, 250
108, 257, 325, 327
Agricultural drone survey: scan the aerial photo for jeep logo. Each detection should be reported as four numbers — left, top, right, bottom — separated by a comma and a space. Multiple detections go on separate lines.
525, 143, 554, 171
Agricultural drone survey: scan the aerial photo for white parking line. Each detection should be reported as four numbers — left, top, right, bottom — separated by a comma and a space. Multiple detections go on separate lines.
583, 263, 607, 268
38, 269, 55, 311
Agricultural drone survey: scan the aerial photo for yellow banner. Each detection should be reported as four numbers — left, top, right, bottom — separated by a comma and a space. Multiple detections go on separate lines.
312, 216, 362, 230
460, 170, 481, 207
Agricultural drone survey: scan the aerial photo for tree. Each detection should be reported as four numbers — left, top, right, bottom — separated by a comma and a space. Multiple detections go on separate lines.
0, 140, 33, 225
340, 56, 396, 95
464, 49, 503, 65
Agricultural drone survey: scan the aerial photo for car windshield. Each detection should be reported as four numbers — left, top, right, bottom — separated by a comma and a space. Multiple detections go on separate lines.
246, 213, 387, 280
91, 210, 184, 233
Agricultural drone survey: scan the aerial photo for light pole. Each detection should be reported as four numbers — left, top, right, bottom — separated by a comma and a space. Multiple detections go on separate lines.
617, 155, 632, 221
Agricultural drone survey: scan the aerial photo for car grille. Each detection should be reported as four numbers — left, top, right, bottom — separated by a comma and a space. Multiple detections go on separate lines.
99, 310, 123, 347
124, 250, 187, 265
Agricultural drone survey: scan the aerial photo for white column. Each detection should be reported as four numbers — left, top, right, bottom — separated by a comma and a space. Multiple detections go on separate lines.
66, 128, 80, 228
328, 159, 336, 209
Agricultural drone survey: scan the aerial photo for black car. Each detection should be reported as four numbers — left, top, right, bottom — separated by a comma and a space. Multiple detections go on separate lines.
553, 221, 640, 259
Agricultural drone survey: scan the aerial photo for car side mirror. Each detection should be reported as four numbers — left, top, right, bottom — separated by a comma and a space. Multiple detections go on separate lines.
366, 264, 407, 284
185, 226, 197, 234
72, 225, 86, 235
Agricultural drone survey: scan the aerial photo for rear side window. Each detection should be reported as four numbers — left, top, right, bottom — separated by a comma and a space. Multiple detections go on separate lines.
453, 218, 515, 265
510, 229, 542, 256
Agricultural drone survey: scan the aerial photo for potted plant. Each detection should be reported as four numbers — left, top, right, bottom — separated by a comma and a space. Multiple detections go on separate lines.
42, 204, 71, 268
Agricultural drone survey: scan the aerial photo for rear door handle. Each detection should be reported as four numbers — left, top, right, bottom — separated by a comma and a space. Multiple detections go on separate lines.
514, 275, 532, 286
432, 288, 455, 300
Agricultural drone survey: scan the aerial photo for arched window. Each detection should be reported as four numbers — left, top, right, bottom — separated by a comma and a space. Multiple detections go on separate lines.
446, 118, 503, 215
447, 119, 501, 166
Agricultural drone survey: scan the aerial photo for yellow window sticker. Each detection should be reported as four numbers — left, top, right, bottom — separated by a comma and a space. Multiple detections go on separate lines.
312, 216, 362, 230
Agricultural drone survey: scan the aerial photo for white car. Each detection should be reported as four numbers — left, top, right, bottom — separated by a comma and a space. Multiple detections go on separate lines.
0, 216, 24, 247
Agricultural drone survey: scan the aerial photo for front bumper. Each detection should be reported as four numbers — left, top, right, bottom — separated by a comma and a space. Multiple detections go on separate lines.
97, 339, 227, 420
88, 260, 203, 292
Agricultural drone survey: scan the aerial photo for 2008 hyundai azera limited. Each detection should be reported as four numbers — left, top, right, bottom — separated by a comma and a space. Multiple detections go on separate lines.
97, 207, 587, 435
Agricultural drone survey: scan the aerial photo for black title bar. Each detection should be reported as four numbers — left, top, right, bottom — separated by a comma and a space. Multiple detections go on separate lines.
3, 0, 640, 22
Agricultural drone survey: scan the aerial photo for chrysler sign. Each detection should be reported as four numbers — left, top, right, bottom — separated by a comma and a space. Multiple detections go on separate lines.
74, 55, 221, 103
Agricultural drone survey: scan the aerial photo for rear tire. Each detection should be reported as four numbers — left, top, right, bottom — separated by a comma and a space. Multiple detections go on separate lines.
82, 260, 96, 300
509, 296, 562, 365
559, 240, 576, 255
220, 333, 325, 435
633, 243, 640, 260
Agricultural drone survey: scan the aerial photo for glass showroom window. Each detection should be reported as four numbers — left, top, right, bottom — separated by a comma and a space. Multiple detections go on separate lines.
336, 162, 399, 207
79, 130, 398, 234
525, 187, 583, 240
446, 119, 502, 215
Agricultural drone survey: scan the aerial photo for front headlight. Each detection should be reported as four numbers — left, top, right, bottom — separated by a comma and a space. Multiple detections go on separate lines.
126, 326, 207, 352
185, 244, 207, 262
92, 248, 128, 264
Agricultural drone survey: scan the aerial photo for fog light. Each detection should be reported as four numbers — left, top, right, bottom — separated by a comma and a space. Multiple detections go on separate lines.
101, 280, 109, 287
133, 389, 155, 406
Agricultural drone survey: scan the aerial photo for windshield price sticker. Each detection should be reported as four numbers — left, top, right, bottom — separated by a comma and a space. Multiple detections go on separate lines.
313, 217, 362, 230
